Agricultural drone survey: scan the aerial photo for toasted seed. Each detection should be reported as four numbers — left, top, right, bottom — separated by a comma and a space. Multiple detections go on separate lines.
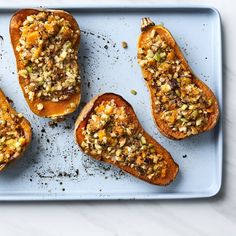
121, 41, 128, 48
130, 89, 137, 95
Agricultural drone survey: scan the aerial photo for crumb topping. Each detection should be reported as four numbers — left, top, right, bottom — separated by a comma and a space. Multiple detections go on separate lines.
138, 28, 214, 136
16, 11, 80, 102
0, 104, 26, 164
81, 100, 168, 180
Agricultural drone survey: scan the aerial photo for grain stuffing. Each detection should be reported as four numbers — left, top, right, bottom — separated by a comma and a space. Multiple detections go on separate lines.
0, 105, 26, 164
16, 11, 80, 102
138, 23, 215, 137
80, 99, 168, 180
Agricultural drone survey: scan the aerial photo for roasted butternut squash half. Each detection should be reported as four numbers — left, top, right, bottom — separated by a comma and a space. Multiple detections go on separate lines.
0, 89, 32, 171
138, 18, 220, 140
10, 9, 81, 118
75, 93, 179, 185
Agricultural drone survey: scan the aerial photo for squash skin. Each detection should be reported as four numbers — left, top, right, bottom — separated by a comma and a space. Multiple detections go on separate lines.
9, 9, 81, 118
138, 19, 220, 140
0, 89, 32, 171
74, 93, 179, 186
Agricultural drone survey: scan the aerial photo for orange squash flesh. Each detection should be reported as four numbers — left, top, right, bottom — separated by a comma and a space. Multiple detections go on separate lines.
0, 89, 32, 171
138, 18, 220, 140
10, 9, 81, 118
75, 93, 179, 186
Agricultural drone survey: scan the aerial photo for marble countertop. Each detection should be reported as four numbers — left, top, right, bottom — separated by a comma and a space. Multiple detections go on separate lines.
0, 0, 235, 235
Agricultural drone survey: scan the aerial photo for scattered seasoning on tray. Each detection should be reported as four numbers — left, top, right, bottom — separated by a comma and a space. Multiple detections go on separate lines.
6, 97, 13, 104
104, 45, 108, 49
48, 117, 65, 127
48, 120, 58, 128
64, 125, 71, 130
130, 89, 137, 95
182, 154, 187, 158
121, 41, 128, 48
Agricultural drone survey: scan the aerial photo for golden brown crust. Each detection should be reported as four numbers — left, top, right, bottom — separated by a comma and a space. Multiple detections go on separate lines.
74, 93, 179, 186
138, 19, 220, 140
10, 9, 81, 118
0, 89, 32, 171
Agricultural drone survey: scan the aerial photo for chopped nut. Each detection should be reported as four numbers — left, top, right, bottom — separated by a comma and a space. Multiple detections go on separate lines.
139, 60, 148, 67
18, 69, 28, 78
179, 126, 187, 133
147, 49, 154, 58
119, 138, 126, 147
70, 102, 76, 109
161, 84, 171, 93
196, 119, 202, 126
181, 104, 188, 110
160, 52, 166, 58
141, 136, 146, 145
115, 149, 122, 157
37, 103, 44, 111
95, 143, 102, 150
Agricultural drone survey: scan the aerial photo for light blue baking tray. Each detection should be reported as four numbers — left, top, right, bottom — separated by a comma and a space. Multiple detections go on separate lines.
0, 4, 222, 200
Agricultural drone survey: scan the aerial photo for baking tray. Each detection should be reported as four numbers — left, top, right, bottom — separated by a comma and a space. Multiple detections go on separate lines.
0, 4, 223, 200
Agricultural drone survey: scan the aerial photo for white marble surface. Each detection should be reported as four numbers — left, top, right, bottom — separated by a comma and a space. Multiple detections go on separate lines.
0, 0, 235, 235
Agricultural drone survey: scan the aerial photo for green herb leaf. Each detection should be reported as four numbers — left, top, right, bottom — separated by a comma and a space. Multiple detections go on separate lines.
153, 53, 161, 62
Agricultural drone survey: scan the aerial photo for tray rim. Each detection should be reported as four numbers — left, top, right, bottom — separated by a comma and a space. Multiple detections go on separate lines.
0, 3, 223, 201
0, 3, 223, 11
